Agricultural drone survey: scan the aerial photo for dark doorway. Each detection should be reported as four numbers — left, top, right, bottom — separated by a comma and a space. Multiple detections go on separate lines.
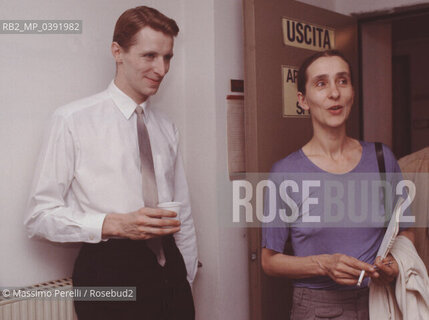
392, 13, 429, 158
358, 7, 429, 159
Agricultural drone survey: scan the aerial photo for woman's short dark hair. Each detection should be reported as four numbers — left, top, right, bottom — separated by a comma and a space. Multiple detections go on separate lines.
113, 6, 179, 52
297, 50, 353, 95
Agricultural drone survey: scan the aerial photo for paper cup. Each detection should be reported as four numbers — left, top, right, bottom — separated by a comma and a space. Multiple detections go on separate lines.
157, 202, 181, 221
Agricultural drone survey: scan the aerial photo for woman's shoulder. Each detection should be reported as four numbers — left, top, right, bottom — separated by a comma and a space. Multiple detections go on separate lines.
361, 141, 400, 172
270, 149, 306, 173
360, 141, 396, 158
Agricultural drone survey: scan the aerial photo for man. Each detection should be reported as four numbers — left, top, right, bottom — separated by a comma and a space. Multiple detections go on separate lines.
24, 6, 197, 319
399, 147, 429, 271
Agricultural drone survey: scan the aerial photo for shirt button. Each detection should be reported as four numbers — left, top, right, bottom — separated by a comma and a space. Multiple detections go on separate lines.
89, 235, 94, 241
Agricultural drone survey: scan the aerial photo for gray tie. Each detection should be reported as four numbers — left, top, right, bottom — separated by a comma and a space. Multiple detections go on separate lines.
135, 106, 166, 266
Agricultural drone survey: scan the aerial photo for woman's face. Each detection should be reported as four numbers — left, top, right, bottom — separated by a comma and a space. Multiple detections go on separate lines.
298, 56, 354, 130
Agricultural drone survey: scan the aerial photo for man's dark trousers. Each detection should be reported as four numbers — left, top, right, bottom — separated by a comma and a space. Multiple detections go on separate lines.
72, 236, 195, 320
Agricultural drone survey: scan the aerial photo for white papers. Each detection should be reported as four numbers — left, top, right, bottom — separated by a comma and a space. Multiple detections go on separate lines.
376, 196, 405, 259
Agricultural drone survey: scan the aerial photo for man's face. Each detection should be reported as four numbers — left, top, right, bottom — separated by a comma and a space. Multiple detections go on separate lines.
113, 27, 174, 104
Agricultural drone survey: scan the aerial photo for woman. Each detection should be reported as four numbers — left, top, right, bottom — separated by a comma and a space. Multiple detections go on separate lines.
261, 50, 414, 319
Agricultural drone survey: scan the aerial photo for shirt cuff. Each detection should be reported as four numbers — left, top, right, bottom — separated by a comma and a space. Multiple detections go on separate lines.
81, 212, 106, 243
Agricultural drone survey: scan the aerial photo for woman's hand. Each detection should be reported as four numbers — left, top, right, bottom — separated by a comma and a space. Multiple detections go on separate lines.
262, 249, 379, 285
316, 254, 377, 286
370, 254, 399, 285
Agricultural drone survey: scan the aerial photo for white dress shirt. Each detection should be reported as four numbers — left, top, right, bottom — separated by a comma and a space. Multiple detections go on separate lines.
25, 81, 198, 284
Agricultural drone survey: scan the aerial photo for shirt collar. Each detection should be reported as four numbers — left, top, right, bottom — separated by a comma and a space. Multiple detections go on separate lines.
108, 80, 149, 120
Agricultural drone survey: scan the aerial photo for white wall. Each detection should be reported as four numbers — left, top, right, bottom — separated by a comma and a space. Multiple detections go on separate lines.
180, 0, 249, 318
181, 0, 219, 318
186, 1, 222, 318
1, 0, 248, 319
213, 1, 249, 319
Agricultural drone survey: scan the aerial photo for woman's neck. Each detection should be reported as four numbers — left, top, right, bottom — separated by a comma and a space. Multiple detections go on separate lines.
306, 125, 350, 159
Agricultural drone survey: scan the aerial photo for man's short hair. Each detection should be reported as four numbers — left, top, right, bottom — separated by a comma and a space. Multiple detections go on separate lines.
113, 6, 179, 52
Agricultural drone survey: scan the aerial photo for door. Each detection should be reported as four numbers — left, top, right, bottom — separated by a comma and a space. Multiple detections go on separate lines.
243, 1, 359, 319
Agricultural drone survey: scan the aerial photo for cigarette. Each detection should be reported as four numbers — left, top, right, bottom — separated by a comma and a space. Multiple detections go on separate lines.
357, 270, 365, 287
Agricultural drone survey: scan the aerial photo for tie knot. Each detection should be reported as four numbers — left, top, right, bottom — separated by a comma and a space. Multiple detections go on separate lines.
135, 106, 144, 115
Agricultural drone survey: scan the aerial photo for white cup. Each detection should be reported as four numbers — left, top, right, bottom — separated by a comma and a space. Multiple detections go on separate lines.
157, 202, 181, 221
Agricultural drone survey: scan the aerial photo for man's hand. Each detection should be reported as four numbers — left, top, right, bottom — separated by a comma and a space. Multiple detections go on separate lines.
101, 207, 181, 240
316, 254, 377, 286
370, 254, 399, 285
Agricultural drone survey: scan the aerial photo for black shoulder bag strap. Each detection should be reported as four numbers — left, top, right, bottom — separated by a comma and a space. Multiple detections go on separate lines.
375, 142, 385, 174
375, 142, 387, 219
